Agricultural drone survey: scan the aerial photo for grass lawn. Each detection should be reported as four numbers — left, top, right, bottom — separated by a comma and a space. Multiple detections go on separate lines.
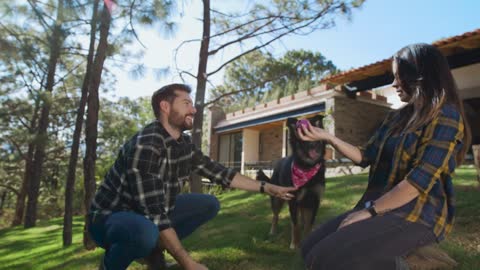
0, 167, 478, 270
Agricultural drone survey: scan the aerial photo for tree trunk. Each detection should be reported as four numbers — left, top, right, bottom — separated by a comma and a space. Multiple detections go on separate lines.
0, 190, 7, 212
83, 3, 111, 250
12, 92, 41, 227
24, 0, 65, 228
11, 143, 34, 226
63, 0, 100, 247
190, 0, 211, 193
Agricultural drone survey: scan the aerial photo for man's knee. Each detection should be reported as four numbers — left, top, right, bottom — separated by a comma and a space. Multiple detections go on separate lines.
204, 195, 220, 218
105, 212, 160, 258
133, 229, 159, 258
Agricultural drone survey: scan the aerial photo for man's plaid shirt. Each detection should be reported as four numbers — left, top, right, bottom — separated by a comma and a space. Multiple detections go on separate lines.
89, 120, 237, 230
358, 104, 465, 241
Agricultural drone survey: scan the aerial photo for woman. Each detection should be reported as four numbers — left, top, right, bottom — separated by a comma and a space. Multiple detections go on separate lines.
298, 43, 471, 270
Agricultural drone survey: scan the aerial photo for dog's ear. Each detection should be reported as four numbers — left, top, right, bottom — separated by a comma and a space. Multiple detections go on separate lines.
286, 117, 298, 131
256, 169, 264, 180
309, 114, 324, 128
256, 169, 270, 181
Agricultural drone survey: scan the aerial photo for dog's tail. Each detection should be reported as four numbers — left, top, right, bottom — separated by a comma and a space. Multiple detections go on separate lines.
256, 169, 271, 182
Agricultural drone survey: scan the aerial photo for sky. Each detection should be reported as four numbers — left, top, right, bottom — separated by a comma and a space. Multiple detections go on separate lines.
108, 0, 480, 101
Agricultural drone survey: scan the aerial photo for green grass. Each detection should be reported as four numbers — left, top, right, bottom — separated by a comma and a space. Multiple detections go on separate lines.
0, 167, 478, 270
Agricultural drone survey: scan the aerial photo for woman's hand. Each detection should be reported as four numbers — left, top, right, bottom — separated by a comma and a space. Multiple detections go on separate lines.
265, 183, 296, 201
296, 121, 332, 142
337, 209, 371, 230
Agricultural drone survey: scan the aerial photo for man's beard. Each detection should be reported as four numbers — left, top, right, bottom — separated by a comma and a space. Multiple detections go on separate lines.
168, 110, 193, 131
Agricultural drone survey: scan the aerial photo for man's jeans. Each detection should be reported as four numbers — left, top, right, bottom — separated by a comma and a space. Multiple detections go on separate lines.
88, 193, 220, 270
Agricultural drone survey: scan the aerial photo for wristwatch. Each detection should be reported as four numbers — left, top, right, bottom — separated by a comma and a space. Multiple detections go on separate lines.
260, 181, 266, 193
364, 200, 378, 217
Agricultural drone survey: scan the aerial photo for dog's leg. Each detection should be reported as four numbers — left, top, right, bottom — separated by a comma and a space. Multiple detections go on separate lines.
288, 201, 301, 249
301, 207, 315, 237
301, 186, 323, 240
270, 197, 284, 235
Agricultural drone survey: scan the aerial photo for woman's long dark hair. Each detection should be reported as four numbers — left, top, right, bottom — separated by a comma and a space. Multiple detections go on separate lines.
392, 43, 471, 164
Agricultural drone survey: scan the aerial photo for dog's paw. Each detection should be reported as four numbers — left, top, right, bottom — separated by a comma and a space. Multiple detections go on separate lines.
290, 243, 299, 250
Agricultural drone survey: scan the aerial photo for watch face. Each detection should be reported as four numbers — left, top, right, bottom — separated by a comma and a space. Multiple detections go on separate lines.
365, 201, 372, 208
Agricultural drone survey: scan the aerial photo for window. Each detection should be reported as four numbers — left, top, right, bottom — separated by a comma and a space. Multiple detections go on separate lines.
218, 132, 242, 170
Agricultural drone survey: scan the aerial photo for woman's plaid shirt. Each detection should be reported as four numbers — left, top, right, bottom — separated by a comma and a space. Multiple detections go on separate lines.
358, 104, 465, 240
89, 120, 237, 230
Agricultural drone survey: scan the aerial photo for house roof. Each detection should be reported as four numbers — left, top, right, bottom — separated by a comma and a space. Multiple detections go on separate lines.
320, 28, 480, 92
213, 85, 389, 133
214, 87, 335, 133
215, 103, 325, 133
213, 29, 480, 133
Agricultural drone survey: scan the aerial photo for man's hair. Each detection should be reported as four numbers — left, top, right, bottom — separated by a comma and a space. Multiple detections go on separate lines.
151, 83, 192, 118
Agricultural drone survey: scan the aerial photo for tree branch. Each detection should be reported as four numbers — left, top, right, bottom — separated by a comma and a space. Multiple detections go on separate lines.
207, 3, 335, 77
205, 69, 296, 106
210, 7, 250, 18
178, 70, 198, 81
0, 184, 19, 196
128, 0, 147, 49
209, 14, 279, 39
174, 38, 202, 75
52, 59, 86, 87
208, 16, 280, 56
27, 0, 54, 32
4, 136, 27, 160
0, 23, 48, 76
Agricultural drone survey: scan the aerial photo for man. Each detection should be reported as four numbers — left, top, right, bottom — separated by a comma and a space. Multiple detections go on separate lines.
88, 83, 296, 270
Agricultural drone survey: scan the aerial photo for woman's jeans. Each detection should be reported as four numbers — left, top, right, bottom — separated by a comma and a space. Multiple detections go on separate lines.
301, 211, 437, 270
88, 193, 220, 270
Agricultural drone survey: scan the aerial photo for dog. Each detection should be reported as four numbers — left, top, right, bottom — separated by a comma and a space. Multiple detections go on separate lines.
257, 115, 326, 249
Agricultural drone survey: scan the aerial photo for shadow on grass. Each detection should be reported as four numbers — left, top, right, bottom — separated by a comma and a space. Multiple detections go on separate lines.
1, 168, 478, 270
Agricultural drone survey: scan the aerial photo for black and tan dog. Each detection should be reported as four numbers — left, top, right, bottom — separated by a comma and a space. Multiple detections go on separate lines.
257, 115, 326, 249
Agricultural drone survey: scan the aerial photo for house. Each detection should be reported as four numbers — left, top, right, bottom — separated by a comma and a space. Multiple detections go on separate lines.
206, 28, 480, 177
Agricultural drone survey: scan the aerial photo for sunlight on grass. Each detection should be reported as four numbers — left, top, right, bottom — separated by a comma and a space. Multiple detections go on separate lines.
0, 166, 478, 270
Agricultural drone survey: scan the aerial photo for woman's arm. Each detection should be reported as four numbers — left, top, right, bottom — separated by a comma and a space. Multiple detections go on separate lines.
297, 122, 363, 164
374, 180, 420, 213
338, 180, 419, 229
338, 107, 465, 229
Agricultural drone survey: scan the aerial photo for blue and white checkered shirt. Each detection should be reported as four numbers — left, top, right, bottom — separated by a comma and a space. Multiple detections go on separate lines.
89, 120, 237, 230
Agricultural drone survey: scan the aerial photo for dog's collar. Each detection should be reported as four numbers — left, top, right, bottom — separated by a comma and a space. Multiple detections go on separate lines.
291, 162, 321, 188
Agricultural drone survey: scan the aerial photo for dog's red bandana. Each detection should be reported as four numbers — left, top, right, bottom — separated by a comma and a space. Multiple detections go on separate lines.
291, 162, 321, 188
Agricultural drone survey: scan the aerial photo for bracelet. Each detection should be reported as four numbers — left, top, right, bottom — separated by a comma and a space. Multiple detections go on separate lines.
260, 181, 266, 193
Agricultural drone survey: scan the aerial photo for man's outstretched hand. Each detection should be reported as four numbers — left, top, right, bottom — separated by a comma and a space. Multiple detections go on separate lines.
265, 184, 296, 200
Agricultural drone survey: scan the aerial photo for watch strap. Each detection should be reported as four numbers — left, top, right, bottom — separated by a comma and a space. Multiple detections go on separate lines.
260, 181, 266, 193
365, 200, 378, 217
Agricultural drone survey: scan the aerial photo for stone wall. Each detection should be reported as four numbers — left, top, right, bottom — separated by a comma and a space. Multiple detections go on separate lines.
332, 96, 391, 159
259, 126, 283, 162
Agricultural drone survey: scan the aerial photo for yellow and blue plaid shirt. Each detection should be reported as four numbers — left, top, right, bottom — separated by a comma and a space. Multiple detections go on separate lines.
358, 104, 465, 240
